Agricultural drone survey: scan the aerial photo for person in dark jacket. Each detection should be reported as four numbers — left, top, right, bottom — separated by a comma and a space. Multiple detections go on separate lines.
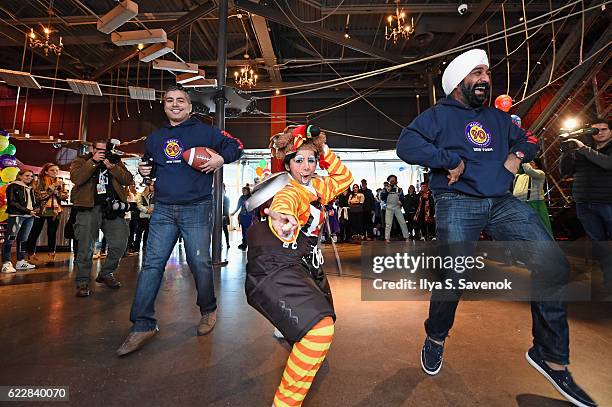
117, 86, 243, 357
396, 49, 596, 407
231, 186, 253, 250
360, 179, 375, 240
402, 185, 418, 238
2, 169, 37, 273
560, 117, 612, 289
560, 118, 612, 241
70, 142, 133, 297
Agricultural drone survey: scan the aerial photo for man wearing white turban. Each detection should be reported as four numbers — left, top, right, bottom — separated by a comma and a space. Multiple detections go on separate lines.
396, 49, 597, 407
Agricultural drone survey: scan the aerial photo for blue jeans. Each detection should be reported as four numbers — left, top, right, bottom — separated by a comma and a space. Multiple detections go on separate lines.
576, 202, 612, 241
2, 216, 35, 262
129, 198, 215, 332
575, 202, 612, 284
426, 192, 570, 365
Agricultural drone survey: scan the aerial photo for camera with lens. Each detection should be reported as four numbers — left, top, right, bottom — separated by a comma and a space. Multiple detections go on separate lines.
559, 127, 599, 153
103, 197, 129, 220
105, 138, 124, 164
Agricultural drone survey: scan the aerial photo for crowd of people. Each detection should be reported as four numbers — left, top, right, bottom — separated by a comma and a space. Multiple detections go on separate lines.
0, 49, 609, 406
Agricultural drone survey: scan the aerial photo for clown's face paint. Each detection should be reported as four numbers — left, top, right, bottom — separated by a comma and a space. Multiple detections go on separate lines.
288, 149, 317, 185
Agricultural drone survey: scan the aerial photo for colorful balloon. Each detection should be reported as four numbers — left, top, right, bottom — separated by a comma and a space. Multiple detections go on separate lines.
0, 144, 16, 156
0, 155, 17, 168
0, 166, 19, 183
0, 212, 7, 222
258, 159, 267, 168
255, 166, 263, 176
510, 114, 522, 128
494, 94, 513, 112
0, 136, 8, 152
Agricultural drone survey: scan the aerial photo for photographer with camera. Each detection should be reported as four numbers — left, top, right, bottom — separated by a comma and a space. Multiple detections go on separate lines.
69, 139, 133, 297
560, 118, 612, 240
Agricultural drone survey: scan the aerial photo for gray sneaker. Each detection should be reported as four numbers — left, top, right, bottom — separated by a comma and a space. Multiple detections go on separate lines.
197, 309, 217, 336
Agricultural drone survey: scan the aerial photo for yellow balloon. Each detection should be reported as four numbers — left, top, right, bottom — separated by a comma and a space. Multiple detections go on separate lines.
0, 136, 8, 152
0, 212, 7, 222
0, 166, 19, 183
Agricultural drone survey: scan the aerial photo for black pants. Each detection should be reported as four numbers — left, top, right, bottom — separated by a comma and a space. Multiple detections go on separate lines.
128, 216, 139, 251
349, 210, 364, 236
134, 218, 150, 250
222, 216, 230, 246
25, 216, 59, 254
362, 210, 373, 238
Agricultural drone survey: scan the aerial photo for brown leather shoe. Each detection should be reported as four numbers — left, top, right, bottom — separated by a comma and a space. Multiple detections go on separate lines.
116, 328, 159, 357
96, 273, 122, 289
76, 284, 91, 297
197, 310, 217, 336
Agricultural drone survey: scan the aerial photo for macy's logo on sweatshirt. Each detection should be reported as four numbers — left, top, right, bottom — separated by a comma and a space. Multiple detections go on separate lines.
164, 138, 184, 163
465, 121, 493, 151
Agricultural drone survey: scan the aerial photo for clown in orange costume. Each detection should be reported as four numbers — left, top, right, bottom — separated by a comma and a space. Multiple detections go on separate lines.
245, 125, 352, 407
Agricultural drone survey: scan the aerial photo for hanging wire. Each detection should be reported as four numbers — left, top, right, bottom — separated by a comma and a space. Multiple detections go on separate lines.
252, 0, 601, 100
282, 0, 346, 24
548, 0, 557, 84
110, 70, 115, 124
125, 59, 130, 118
136, 60, 141, 114
47, 52, 60, 137
485, 22, 493, 106
273, 0, 405, 129
501, 3, 511, 95
21, 50, 34, 133
115, 67, 121, 121
188, 23, 193, 62
521, 0, 531, 101
147, 62, 153, 109
579, 0, 585, 63
12, 33, 29, 129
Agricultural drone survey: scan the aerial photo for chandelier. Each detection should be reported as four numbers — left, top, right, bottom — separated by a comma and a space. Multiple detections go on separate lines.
29, 26, 63, 56
385, 1, 415, 44
234, 62, 258, 88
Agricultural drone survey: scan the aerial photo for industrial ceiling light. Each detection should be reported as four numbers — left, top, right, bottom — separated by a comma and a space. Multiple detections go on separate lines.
128, 86, 156, 101
152, 59, 199, 73
385, 0, 415, 44
66, 78, 103, 96
111, 29, 167, 46
97, 0, 138, 34
138, 40, 174, 62
0, 69, 41, 89
176, 69, 206, 84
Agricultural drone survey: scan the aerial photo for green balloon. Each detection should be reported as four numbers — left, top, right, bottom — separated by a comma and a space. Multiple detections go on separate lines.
0, 144, 16, 156
0, 136, 8, 152
258, 159, 267, 168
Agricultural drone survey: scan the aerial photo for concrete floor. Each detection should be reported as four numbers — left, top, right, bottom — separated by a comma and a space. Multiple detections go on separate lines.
0, 235, 610, 407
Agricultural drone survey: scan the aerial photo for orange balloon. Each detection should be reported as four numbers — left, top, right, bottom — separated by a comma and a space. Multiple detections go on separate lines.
495, 94, 513, 112
255, 167, 263, 176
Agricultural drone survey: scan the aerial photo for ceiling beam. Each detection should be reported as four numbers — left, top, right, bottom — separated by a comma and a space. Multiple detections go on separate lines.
91, 0, 216, 79
234, 0, 406, 65
319, 2, 568, 15
250, 14, 282, 82
515, 0, 605, 117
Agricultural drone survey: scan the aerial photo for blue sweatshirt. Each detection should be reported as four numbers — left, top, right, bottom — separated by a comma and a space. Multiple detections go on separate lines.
396, 97, 538, 198
145, 117, 243, 205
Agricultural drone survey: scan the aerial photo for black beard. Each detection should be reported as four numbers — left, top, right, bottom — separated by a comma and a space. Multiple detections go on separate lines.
459, 81, 490, 108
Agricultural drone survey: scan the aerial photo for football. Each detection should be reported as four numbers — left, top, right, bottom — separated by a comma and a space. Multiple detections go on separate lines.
182, 147, 218, 169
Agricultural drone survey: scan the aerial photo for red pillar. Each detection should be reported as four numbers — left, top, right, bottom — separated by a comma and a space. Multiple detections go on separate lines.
270, 95, 286, 173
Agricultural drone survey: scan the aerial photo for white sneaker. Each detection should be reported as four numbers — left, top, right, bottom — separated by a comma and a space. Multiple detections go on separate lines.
15, 260, 36, 270
1, 262, 16, 274
273, 327, 284, 339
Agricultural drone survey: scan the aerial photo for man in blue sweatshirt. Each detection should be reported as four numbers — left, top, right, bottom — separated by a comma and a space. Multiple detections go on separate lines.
117, 85, 243, 356
396, 49, 596, 407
